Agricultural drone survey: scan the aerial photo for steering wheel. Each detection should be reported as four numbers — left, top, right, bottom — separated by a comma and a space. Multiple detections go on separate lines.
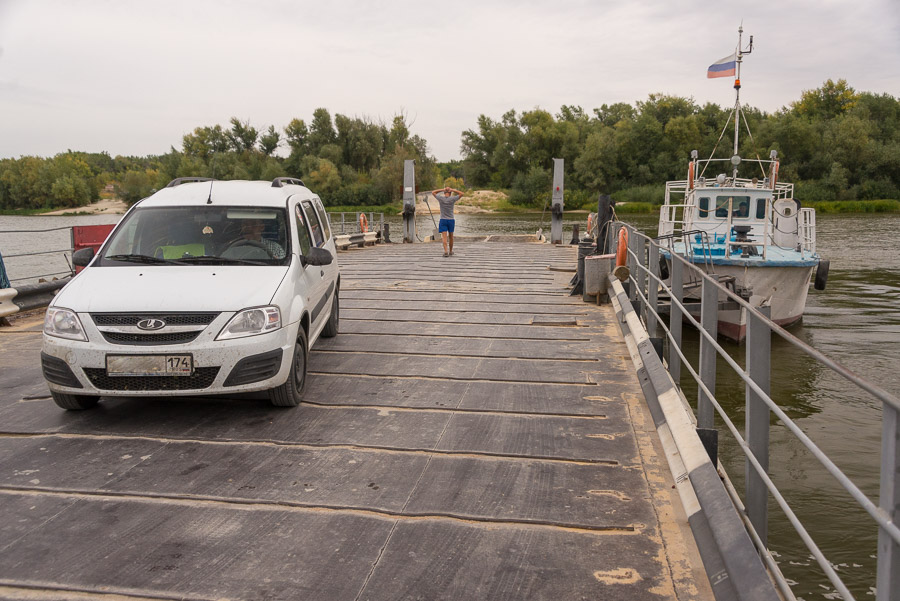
223, 238, 271, 258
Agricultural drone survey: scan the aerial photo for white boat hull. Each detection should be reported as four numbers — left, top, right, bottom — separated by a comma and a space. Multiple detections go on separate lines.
677, 262, 815, 342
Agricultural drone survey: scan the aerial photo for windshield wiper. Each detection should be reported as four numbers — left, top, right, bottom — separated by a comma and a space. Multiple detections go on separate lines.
177, 255, 267, 265
106, 254, 175, 264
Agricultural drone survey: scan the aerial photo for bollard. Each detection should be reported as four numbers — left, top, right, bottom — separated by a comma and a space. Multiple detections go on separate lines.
383, 223, 391, 244
570, 224, 579, 245
572, 240, 595, 296
584, 254, 613, 304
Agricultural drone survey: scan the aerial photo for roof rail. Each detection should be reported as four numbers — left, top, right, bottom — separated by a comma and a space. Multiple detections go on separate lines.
271, 177, 305, 188
165, 177, 214, 188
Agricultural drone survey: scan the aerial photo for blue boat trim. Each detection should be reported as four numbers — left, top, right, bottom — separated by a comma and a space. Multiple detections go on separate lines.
661, 246, 819, 268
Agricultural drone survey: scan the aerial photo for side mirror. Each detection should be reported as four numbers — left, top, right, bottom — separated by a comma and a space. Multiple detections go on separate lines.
72, 247, 95, 267
305, 247, 333, 266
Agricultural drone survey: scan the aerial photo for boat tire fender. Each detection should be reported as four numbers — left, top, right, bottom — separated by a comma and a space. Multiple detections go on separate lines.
814, 259, 829, 291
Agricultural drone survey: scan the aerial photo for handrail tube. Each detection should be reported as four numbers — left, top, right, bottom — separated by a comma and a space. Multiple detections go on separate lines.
625, 278, 862, 601
624, 230, 900, 548
648, 226, 900, 411
5, 248, 73, 259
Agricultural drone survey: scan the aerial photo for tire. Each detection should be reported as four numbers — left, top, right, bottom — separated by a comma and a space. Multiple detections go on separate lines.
321, 290, 339, 338
51, 391, 100, 411
268, 328, 308, 407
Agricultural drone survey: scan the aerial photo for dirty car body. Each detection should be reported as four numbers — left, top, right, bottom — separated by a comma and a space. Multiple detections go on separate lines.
41, 178, 340, 409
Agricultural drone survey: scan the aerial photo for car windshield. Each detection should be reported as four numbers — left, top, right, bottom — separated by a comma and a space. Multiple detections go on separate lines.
99, 206, 290, 266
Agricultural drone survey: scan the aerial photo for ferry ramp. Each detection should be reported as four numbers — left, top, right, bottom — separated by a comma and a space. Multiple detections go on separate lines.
0, 239, 713, 600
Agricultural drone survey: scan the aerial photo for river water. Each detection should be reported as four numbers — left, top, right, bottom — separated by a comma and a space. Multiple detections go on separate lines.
2, 210, 898, 600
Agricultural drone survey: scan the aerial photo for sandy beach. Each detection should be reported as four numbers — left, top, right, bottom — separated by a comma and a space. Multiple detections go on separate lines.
41, 198, 128, 216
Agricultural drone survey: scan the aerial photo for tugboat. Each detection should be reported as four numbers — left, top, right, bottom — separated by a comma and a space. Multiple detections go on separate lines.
657, 26, 828, 342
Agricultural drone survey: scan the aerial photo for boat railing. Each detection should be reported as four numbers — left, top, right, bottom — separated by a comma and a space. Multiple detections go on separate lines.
612, 221, 899, 601
799, 208, 817, 255
664, 178, 794, 203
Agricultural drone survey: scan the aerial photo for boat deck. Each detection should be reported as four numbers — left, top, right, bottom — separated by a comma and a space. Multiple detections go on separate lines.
0, 240, 712, 600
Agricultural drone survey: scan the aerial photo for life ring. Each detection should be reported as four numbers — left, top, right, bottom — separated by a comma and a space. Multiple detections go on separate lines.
615, 227, 628, 267
359, 213, 368, 233
688, 160, 695, 190
587, 213, 593, 235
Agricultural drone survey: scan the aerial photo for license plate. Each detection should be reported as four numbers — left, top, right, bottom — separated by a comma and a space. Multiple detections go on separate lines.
106, 354, 193, 376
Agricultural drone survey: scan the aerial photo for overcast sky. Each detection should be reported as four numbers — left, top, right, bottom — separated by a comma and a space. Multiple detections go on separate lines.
1, 0, 898, 162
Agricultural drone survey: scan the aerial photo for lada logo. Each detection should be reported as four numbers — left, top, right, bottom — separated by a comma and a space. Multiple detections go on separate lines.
136, 318, 167, 331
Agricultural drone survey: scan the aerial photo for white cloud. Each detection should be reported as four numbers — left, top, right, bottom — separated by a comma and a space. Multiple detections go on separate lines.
0, 0, 898, 160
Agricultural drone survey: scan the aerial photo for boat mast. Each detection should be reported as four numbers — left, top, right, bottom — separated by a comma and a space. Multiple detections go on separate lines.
732, 26, 752, 180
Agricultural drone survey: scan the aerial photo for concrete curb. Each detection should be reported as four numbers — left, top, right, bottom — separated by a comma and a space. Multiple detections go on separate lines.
608, 276, 780, 601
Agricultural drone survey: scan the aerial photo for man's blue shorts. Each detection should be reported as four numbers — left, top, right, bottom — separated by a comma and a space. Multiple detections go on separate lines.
438, 218, 455, 233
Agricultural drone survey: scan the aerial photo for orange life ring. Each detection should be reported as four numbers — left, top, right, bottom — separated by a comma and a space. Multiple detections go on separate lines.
688, 161, 695, 190
359, 213, 368, 233
587, 213, 593, 234
615, 227, 628, 267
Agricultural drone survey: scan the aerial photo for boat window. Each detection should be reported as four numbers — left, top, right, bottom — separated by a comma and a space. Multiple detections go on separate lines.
716, 195, 751, 218
698, 197, 710, 218
756, 198, 767, 219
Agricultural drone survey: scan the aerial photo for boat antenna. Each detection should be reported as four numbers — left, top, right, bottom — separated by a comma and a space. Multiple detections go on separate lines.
732, 25, 753, 179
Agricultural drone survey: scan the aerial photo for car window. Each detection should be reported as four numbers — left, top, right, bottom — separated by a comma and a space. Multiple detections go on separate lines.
302, 201, 325, 247
99, 206, 289, 265
294, 204, 312, 256
313, 199, 332, 240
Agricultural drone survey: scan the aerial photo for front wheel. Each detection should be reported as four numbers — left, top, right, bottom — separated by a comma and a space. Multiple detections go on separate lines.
321, 291, 339, 338
51, 391, 100, 411
268, 328, 308, 407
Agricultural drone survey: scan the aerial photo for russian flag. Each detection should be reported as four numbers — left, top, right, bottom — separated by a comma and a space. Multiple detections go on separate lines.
707, 52, 737, 79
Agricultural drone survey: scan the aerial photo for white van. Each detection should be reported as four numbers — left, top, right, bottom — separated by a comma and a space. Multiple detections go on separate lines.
41, 177, 340, 409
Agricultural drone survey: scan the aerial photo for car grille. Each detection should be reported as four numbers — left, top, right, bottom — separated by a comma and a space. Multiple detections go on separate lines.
101, 331, 201, 346
83, 367, 220, 391
91, 313, 219, 327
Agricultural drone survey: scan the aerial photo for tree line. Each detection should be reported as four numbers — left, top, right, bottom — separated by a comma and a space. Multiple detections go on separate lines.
0, 110, 438, 210
459, 79, 900, 207
1, 80, 898, 212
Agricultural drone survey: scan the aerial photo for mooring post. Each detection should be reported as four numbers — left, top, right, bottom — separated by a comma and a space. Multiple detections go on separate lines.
668, 256, 683, 384
550, 158, 564, 244
401, 159, 416, 243
877, 402, 900, 601
746, 306, 771, 547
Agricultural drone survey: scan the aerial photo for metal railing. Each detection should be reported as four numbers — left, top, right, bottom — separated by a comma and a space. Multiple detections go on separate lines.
328, 212, 385, 236
612, 222, 899, 601
0, 226, 75, 284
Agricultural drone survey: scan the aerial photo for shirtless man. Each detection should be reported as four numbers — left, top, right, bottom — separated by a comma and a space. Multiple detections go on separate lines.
431, 186, 464, 257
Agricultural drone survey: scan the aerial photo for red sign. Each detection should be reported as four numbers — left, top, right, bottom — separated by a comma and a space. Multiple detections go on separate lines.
72, 225, 115, 272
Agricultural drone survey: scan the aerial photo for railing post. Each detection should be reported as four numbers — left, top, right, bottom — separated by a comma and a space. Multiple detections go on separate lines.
877, 403, 900, 601
627, 226, 636, 304
698, 277, 718, 429
746, 306, 771, 547
341, 213, 345, 234
634, 236, 646, 318
669, 255, 683, 384
648, 242, 659, 338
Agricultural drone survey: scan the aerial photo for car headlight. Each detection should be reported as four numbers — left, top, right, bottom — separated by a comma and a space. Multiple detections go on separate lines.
43, 307, 88, 341
217, 306, 281, 340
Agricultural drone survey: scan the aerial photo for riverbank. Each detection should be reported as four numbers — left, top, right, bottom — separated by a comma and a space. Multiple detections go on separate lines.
0, 198, 128, 216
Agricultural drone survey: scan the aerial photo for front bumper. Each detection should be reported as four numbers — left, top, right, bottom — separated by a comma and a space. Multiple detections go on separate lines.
41, 312, 296, 397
